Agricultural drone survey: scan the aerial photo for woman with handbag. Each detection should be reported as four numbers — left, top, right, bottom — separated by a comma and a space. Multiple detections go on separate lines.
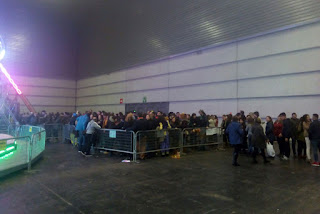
265, 116, 275, 145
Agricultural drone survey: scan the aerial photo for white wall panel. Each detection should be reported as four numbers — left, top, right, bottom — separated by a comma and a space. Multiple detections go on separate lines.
77, 82, 126, 97
169, 100, 237, 116
76, 22, 320, 116
77, 71, 126, 88
77, 105, 125, 113
13, 76, 76, 88
238, 22, 320, 60
7, 75, 77, 113
126, 75, 169, 92
238, 48, 320, 78
238, 72, 320, 98
26, 97, 75, 106
9, 86, 75, 97
77, 93, 126, 106
20, 106, 76, 113
168, 44, 237, 73
169, 63, 237, 87
169, 82, 237, 101
126, 89, 168, 104
238, 96, 320, 118
126, 60, 169, 80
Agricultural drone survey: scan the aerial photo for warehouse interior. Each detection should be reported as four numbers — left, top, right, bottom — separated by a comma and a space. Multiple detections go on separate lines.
1, 1, 320, 213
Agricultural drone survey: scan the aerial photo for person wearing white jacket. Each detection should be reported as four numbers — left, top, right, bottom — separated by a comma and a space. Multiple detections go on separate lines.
83, 116, 101, 156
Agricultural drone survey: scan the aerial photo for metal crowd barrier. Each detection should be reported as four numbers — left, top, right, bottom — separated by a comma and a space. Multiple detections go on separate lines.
95, 129, 137, 162
0, 125, 46, 178
61, 126, 223, 162
183, 127, 222, 148
63, 124, 76, 145
44, 123, 63, 143
136, 128, 182, 158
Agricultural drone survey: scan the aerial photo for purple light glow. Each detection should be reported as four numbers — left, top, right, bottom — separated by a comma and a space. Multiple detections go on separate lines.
0, 36, 23, 95
0, 63, 22, 95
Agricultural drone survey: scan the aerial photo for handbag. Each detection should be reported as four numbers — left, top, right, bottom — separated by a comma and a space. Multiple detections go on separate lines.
266, 142, 275, 157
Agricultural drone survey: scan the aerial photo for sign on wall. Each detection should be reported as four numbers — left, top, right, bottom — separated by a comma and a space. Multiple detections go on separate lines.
120, 98, 123, 104
143, 96, 147, 103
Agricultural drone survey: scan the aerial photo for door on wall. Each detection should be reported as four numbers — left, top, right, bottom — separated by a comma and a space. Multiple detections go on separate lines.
125, 102, 169, 114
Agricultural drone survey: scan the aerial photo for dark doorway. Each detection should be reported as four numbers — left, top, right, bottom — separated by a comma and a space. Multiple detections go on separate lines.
125, 102, 169, 114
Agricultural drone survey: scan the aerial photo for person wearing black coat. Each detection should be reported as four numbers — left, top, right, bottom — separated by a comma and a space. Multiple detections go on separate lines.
265, 116, 275, 145
190, 113, 199, 128
252, 118, 270, 164
309, 114, 320, 166
280, 112, 292, 159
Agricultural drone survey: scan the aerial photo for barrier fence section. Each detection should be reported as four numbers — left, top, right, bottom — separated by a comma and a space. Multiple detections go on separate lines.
95, 129, 137, 162
0, 125, 46, 177
63, 124, 76, 145
0, 136, 31, 176
136, 128, 182, 159
182, 127, 222, 148
44, 123, 63, 143
64, 126, 223, 162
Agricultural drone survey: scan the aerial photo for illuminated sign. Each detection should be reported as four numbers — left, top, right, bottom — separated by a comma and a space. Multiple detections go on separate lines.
0, 36, 23, 95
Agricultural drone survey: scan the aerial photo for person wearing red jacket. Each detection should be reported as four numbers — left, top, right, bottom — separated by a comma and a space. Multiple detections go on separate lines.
273, 116, 284, 159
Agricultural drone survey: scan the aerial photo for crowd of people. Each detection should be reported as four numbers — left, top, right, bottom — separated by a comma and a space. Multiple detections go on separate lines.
16, 109, 320, 167
223, 111, 320, 167
71, 110, 218, 157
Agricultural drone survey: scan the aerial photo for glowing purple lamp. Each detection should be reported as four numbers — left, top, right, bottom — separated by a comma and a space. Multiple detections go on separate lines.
0, 36, 22, 95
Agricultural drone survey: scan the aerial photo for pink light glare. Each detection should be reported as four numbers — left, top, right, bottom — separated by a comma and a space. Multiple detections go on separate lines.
0, 63, 22, 95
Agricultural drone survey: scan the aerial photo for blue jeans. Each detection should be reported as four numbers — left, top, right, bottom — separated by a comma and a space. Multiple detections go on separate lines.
161, 135, 169, 154
311, 140, 320, 162
78, 132, 86, 152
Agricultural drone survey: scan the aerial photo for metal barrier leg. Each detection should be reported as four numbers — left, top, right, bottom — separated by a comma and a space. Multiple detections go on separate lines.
133, 133, 137, 162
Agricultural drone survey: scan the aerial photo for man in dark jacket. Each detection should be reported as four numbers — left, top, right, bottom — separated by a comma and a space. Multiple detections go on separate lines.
280, 112, 292, 160
226, 116, 243, 166
309, 114, 320, 166
291, 113, 299, 158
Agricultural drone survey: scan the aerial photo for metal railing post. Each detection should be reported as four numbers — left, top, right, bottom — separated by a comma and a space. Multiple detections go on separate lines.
28, 136, 33, 171
133, 131, 137, 162
180, 128, 184, 153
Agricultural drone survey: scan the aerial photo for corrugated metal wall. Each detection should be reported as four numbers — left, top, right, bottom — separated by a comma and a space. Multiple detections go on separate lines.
78, 0, 320, 79
0, 1, 76, 79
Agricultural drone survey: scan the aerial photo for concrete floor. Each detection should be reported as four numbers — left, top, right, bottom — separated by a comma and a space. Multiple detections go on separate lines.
1, 143, 320, 214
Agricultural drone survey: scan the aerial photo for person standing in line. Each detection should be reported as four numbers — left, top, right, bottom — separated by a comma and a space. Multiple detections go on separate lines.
308, 114, 320, 167
226, 116, 244, 166
265, 116, 275, 145
221, 115, 228, 147
297, 117, 306, 159
302, 114, 312, 163
75, 112, 90, 153
246, 116, 254, 154
280, 113, 292, 160
273, 116, 283, 158
252, 118, 270, 164
83, 116, 101, 156
291, 113, 299, 158
239, 117, 247, 153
